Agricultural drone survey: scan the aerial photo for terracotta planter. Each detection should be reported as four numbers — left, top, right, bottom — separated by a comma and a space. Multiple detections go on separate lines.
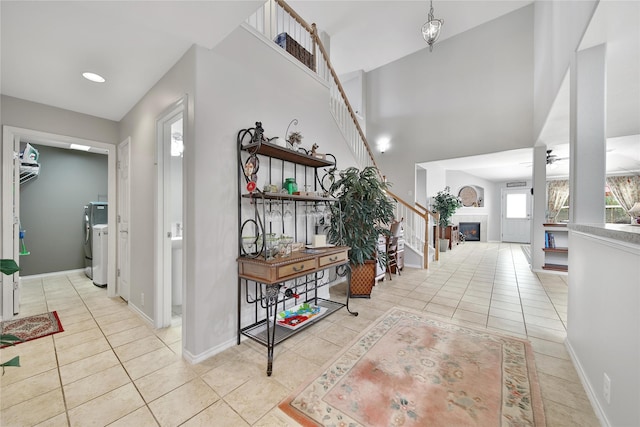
350, 260, 376, 298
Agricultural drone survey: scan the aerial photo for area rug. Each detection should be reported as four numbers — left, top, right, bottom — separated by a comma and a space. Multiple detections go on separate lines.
279, 307, 545, 426
0, 311, 64, 347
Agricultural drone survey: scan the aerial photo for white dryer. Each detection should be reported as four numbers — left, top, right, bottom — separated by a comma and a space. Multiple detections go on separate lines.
92, 225, 108, 287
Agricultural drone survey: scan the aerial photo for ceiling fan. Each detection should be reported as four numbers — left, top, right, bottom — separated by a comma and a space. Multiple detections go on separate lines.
546, 149, 568, 165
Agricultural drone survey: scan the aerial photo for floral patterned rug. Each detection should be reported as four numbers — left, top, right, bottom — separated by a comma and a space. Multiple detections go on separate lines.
279, 308, 545, 426
0, 311, 64, 347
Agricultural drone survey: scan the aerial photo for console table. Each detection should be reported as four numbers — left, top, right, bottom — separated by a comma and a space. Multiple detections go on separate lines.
237, 246, 357, 375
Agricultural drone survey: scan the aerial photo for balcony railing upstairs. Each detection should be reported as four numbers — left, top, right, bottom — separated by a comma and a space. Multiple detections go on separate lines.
245, 0, 434, 267
245, 0, 376, 170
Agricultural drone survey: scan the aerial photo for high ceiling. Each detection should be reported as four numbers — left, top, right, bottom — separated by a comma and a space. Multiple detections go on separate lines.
289, 0, 531, 74
1, 1, 638, 181
1, 1, 531, 122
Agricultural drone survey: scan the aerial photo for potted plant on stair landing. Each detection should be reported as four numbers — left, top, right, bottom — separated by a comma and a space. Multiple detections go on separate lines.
432, 187, 462, 252
327, 166, 395, 297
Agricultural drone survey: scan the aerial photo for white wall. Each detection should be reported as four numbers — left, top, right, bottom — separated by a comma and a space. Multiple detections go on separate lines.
118, 47, 197, 324
1, 95, 119, 144
568, 229, 640, 426
182, 26, 359, 358
533, 0, 598, 142
367, 5, 534, 200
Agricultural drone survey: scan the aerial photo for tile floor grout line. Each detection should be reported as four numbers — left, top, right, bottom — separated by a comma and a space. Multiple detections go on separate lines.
2, 244, 600, 426
68, 278, 162, 427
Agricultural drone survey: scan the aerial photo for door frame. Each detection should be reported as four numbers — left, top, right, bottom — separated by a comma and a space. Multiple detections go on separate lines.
1, 126, 117, 320
155, 98, 186, 329
117, 137, 131, 301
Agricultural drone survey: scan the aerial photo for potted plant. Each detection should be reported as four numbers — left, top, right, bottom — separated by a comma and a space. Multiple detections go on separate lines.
327, 166, 395, 297
1, 259, 22, 373
432, 187, 462, 252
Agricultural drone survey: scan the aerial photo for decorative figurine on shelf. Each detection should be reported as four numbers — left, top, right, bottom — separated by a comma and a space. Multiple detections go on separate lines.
285, 118, 303, 151
287, 131, 303, 150
252, 121, 265, 144
311, 143, 319, 156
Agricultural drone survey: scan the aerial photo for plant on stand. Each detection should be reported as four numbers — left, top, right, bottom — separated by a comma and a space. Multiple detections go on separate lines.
432, 187, 462, 252
327, 166, 395, 297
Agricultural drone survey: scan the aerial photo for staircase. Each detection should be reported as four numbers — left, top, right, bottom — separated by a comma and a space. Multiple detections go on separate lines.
245, 0, 439, 268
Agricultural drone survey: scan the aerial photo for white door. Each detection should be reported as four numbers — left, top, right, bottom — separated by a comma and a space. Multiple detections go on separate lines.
1, 133, 21, 317
117, 138, 131, 301
501, 188, 531, 243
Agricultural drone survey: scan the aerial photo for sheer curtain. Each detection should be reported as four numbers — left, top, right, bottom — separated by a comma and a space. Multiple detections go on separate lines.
547, 180, 569, 222
607, 175, 640, 217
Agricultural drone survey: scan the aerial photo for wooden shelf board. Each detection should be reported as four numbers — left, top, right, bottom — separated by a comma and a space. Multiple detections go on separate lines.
241, 193, 337, 202
241, 140, 335, 168
543, 223, 568, 227
543, 247, 568, 253
542, 263, 568, 272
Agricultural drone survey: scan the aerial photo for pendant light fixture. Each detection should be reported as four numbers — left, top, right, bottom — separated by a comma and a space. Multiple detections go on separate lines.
422, 0, 444, 52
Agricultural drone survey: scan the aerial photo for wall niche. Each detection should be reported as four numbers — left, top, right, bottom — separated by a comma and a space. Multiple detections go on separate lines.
458, 185, 484, 207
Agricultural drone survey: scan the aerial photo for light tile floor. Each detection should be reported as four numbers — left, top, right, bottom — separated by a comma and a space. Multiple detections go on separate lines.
0, 242, 600, 426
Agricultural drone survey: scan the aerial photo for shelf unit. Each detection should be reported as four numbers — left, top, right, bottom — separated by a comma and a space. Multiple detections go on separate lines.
236, 123, 358, 376
542, 223, 568, 272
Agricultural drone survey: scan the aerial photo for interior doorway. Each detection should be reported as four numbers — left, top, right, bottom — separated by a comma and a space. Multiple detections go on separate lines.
1, 126, 117, 320
155, 100, 184, 328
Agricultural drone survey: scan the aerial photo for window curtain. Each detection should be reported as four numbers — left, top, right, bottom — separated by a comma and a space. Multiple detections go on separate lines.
547, 180, 569, 222
607, 175, 640, 216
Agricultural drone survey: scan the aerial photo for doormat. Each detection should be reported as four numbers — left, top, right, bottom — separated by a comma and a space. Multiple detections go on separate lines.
279, 307, 545, 426
1, 311, 64, 347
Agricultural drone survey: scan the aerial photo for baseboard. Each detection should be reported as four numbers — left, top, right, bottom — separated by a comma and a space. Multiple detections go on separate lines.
531, 267, 568, 276
182, 336, 237, 365
404, 262, 421, 269
20, 268, 85, 280
128, 303, 153, 326
565, 338, 611, 427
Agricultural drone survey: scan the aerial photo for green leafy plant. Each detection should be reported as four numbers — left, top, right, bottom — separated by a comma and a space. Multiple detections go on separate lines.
1, 259, 22, 374
327, 166, 395, 265
432, 187, 463, 228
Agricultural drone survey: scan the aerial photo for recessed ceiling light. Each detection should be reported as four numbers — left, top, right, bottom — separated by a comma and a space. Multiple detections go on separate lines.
82, 72, 106, 83
70, 144, 91, 151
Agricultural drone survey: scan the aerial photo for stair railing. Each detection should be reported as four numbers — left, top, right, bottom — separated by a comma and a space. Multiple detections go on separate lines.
246, 0, 377, 170
246, 0, 434, 267
387, 190, 439, 268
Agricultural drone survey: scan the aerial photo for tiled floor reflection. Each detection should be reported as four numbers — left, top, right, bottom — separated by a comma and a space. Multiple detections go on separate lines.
0, 243, 600, 426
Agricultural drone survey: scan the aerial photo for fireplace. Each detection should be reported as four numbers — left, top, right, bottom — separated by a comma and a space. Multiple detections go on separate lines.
459, 222, 480, 241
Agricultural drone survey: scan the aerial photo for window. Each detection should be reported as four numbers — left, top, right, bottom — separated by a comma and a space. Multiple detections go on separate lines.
550, 190, 630, 224
605, 194, 629, 223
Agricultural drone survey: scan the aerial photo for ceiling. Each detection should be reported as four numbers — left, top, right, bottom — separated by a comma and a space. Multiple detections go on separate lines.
1, 1, 638, 181
1, 0, 531, 122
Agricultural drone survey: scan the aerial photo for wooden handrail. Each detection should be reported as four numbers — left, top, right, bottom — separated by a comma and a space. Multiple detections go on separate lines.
309, 25, 378, 171
274, 0, 378, 172
274, 0, 313, 32
270, 0, 439, 267
387, 189, 439, 264
386, 190, 425, 217
415, 202, 439, 222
